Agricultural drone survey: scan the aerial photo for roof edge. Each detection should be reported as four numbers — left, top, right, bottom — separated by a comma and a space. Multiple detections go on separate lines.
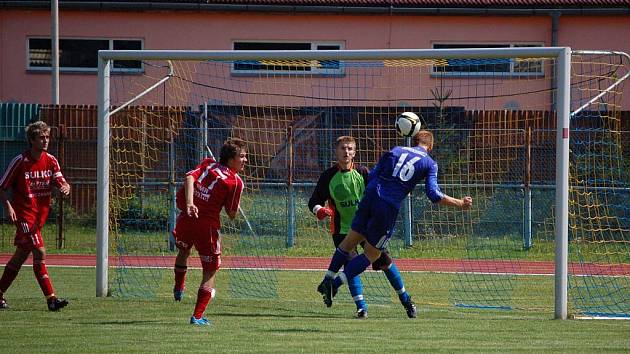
1, 1, 629, 16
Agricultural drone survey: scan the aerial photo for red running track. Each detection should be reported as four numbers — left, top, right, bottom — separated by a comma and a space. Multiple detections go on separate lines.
1, 254, 629, 276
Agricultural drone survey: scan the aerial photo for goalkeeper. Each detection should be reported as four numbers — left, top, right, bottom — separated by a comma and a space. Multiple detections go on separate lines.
317, 130, 473, 312
309, 136, 418, 319
171, 138, 246, 326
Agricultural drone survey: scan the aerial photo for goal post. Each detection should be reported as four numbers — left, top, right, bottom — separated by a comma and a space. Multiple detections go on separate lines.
96, 57, 110, 299
555, 47, 571, 320
95, 47, 626, 320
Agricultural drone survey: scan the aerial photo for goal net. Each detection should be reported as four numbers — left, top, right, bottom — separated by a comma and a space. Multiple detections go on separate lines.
97, 48, 629, 318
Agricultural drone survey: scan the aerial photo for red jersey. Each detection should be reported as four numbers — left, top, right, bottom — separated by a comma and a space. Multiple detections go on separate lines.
176, 158, 244, 229
0, 150, 67, 228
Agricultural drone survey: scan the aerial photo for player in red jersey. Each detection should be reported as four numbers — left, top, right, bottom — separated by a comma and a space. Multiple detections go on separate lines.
172, 138, 246, 326
0, 121, 71, 311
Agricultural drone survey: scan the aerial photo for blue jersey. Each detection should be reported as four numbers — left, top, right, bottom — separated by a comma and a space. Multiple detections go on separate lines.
367, 146, 444, 209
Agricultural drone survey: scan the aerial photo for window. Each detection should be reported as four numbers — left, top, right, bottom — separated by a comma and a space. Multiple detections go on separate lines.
432, 43, 544, 76
232, 41, 343, 75
28, 38, 143, 72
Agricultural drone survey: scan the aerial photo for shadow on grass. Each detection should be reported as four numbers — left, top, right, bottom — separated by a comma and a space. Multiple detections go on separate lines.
211, 309, 343, 320
266, 328, 327, 333
79, 319, 166, 325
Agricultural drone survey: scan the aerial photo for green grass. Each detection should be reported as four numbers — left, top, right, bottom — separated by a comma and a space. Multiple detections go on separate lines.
1, 267, 629, 353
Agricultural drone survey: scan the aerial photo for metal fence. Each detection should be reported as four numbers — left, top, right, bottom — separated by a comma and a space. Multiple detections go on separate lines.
1, 105, 629, 251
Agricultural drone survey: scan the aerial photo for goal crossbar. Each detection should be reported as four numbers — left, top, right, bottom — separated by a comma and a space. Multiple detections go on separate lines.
98, 47, 568, 61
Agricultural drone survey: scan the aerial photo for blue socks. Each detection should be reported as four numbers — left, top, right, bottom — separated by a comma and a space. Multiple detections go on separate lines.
333, 254, 371, 289
325, 249, 410, 308
326, 248, 350, 275
347, 272, 367, 311
325, 248, 368, 311
383, 263, 411, 303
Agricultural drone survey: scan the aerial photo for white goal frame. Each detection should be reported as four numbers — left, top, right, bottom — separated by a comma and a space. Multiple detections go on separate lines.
96, 47, 571, 319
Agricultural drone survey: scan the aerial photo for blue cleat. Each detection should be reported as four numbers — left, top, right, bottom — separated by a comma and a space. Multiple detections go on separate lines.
174, 288, 185, 302
189, 316, 212, 326
316, 277, 337, 308
0, 295, 8, 309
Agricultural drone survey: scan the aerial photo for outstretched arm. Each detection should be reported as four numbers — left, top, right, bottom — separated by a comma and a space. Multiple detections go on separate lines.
425, 161, 472, 210
438, 195, 473, 210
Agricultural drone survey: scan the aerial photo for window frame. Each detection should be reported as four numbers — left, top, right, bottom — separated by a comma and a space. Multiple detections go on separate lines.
231, 40, 345, 76
430, 42, 545, 78
27, 37, 144, 73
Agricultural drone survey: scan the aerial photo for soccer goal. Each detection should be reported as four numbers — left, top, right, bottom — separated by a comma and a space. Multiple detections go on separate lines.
97, 48, 630, 320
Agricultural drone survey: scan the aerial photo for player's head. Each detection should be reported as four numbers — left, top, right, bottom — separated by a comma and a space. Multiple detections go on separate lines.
220, 137, 247, 172
335, 136, 356, 167
412, 130, 434, 152
26, 121, 51, 151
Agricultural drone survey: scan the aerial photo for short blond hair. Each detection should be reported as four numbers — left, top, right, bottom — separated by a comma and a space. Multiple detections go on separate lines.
336, 135, 356, 147
412, 130, 434, 151
26, 121, 50, 143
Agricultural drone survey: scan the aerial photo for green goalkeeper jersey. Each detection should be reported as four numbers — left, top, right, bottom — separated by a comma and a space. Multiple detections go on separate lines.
308, 164, 369, 235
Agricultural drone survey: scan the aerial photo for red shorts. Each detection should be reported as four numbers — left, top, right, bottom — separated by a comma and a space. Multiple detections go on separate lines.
14, 220, 45, 251
172, 213, 221, 271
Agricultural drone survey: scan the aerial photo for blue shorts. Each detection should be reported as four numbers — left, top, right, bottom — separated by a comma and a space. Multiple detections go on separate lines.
350, 191, 399, 250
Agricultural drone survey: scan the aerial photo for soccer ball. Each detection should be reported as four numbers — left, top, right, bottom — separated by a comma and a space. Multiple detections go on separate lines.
395, 112, 422, 138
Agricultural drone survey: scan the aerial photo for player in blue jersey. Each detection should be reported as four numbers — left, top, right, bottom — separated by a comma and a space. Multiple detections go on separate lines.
309, 136, 418, 318
317, 130, 473, 314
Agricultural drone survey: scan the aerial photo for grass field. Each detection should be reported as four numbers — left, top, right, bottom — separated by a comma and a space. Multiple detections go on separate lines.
1, 266, 629, 353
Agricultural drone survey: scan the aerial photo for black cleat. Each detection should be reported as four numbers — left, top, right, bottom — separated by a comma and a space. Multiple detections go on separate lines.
317, 277, 337, 307
47, 297, 69, 311
0, 295, 7, 309
402, 298, 417, 318
356, 308, 368, 320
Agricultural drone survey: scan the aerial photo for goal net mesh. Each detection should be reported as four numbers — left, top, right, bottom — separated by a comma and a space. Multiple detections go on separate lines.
105, 50, 629, 317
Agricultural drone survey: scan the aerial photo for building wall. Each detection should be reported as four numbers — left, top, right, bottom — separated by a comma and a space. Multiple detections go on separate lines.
1, 9, 629, 109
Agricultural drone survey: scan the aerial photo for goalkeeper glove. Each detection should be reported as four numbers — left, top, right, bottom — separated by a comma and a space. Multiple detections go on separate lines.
313, 205, 333, 220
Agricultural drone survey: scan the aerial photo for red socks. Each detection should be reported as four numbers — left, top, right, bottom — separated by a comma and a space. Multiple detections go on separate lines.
193, 286, 215, 319
176, 265, 215, 320
33, 260, 55, 299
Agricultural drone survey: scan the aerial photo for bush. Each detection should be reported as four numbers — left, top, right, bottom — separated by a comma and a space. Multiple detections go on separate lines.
117, 193, 170, 232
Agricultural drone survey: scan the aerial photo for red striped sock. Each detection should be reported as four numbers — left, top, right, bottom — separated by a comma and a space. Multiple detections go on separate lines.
0, 263, 21, 293
33, 260, 55, 298
174, 265, 187, 291
192, 286, 214, 319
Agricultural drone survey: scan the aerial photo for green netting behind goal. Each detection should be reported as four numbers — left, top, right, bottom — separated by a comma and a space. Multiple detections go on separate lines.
103, 50, 629, 317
